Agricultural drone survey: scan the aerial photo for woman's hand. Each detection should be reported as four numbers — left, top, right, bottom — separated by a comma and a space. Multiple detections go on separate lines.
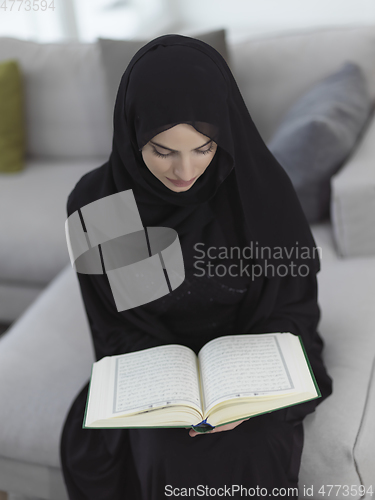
188, 418, 249, 437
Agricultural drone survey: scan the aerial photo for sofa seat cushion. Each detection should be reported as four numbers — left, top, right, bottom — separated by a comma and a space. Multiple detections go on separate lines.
0, 264, 94, 468
309, 220, 340, 264
278, 221, 375, 486
299, 254, 375, 487
0, 158, 106, 285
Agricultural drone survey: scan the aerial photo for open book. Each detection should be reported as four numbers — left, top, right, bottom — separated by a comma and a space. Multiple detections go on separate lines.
83, 332, 320, 432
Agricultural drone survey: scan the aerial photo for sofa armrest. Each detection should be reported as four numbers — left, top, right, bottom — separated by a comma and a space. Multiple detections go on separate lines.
330, 109, 375, 257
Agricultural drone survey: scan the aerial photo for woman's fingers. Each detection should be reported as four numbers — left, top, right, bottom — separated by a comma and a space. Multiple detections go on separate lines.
188, 418, 249, 437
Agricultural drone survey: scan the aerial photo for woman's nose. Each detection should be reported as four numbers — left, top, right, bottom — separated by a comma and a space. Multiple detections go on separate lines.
173, 155, 195, 180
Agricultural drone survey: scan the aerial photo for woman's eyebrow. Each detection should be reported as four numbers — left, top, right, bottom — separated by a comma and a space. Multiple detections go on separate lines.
149, 139, 212, 152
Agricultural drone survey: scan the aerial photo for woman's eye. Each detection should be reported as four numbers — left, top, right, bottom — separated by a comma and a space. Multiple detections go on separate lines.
151, 143, 214, 159
198, 144, 214, 155
152, 148, 171, 159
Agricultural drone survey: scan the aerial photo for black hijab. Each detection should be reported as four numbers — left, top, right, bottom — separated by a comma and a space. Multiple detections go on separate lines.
112, 34, 320, 272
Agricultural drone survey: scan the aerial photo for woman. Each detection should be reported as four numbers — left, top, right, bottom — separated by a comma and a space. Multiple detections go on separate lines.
60, 34, 332, 499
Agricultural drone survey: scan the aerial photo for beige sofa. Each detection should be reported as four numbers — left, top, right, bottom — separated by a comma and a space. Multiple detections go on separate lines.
0, 25, 375, 499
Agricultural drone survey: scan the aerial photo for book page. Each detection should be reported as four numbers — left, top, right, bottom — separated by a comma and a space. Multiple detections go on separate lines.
112, 344, 202, 415
198, 334, 294, 412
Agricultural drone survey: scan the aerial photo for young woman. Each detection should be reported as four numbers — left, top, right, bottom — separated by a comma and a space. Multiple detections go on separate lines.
60, 34, 332, 499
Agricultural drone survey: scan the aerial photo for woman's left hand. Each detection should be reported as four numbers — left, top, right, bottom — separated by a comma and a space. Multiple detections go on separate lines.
188, 418, 249, 437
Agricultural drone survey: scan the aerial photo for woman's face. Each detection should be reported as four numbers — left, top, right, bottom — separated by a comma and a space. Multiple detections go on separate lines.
141, 123, 218, 192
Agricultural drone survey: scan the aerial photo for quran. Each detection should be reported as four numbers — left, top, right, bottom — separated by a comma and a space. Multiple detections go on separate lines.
83, 332, 320, 432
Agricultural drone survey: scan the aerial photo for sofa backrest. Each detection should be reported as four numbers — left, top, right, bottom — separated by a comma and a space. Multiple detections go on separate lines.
230, 24, 375, 143
1, 25, 375, 159
0, 37, 112, 159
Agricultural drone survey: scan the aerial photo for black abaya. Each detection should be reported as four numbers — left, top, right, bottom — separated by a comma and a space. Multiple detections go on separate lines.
61, 381, 304, 499
60, 33, 333, 499
60, 268, 307, 499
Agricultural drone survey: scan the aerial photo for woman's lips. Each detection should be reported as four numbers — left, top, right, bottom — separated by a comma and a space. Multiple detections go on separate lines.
166, 176, 197, 187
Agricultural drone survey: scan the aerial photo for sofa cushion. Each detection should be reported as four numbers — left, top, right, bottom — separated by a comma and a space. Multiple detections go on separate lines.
309, 220, 339, 263
330, 110, 375, 257
299, 253, 375, 489
0, 264, 95, 468
267, 61, 372, 223
230, 25, 375, 143
0, 38, 112, 158
354, 352, 375, 489
0, 59, 25, 173
0, 157, 107, 285
98, 29, 231, 127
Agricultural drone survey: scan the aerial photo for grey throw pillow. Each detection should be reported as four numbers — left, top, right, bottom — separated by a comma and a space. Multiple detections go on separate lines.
267, 61, 372, 223
98, 29, 230, 125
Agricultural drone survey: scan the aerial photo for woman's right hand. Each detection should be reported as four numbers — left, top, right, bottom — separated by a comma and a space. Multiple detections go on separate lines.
186, 419, 249, 437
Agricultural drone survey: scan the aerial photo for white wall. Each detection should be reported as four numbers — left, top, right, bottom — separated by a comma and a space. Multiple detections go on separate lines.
0, 0, 374, 42
0, 0, 79, 42
170, 0, 375, 42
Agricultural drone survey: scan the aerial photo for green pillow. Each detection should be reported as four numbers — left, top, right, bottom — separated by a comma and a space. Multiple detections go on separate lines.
0, 59, 25, 173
